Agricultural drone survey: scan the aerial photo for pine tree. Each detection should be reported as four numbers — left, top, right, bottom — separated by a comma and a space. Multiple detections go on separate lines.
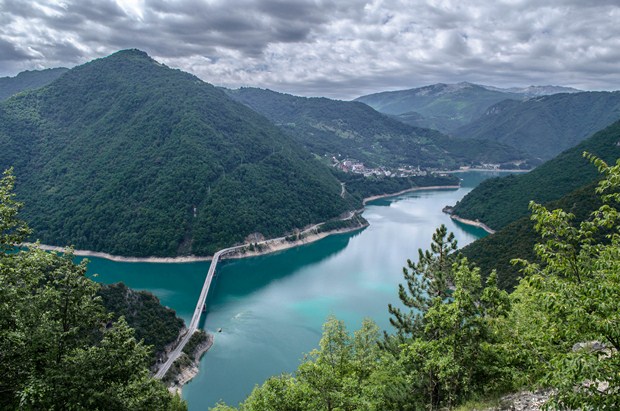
387, 224, 459, 338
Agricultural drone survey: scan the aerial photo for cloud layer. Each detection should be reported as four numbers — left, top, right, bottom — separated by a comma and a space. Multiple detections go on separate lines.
1, 0, 618, 99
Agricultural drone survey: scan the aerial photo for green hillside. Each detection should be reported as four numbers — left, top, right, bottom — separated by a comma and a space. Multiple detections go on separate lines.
462, 181, 602, 291
0, 50, 351, 257
451, 120, 620, 230
226, 87, 530, 168
456, 91, 620, 160
354, 82, 520, 132
0, 67, 68, 101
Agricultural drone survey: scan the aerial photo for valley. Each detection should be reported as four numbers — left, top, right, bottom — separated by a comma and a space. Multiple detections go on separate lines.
1, 35, 619, 410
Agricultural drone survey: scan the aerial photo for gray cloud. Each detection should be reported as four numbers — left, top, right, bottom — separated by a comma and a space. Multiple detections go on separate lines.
0, 0, 618, 99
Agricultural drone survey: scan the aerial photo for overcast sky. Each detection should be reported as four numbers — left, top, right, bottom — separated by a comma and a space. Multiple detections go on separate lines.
1, 0, 618, 99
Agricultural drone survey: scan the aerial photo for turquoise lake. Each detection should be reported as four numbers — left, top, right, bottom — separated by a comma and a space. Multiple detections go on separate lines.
84, 171, 507, 409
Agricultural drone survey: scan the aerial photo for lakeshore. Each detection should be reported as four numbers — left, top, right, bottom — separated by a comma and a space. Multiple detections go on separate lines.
167, 333, 214, 396
446, 168, 531, 173
23, 216, 368, 264
23, 183, 459, 264
62, 170, 505, 408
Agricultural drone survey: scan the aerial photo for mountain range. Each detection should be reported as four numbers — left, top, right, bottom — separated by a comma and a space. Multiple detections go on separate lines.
455, 91, 620, 161
1, 49, 618, 260
356, 82, 620, 162
225, 87, 529, 169
355, 82, 580, 132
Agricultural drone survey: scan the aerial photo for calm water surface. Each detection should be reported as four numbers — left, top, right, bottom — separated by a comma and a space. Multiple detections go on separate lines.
85, 171, 507, 410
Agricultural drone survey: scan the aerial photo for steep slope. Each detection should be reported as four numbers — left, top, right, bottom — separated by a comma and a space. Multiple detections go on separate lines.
456, 91, 620, 160
355, 82, 521, 132
0, 50, 350, 257
226, 87, 530, 168
0, 68, 69, 100
450, 120, 620, 231
461, 182, 602, 291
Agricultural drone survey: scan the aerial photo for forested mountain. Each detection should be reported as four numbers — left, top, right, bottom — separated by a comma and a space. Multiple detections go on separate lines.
0, 67, 68, 100
456, 91, 620, 160
451, 120, 620, 230
226, 87, 530, 168
0, 49, 351, 257
354, 82, 521, 132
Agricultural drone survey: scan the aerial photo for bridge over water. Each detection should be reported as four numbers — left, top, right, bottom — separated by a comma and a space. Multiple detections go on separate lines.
154, 245, 243, 379
154, 211, 361, 380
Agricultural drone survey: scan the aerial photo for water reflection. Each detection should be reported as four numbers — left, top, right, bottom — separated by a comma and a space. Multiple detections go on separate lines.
185, 174, 505, 408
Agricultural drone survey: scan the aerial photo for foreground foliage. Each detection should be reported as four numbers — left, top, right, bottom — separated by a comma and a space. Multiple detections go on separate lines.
98, 282, 185, 364
0, 169, 186, 410
215, 155, 620, 410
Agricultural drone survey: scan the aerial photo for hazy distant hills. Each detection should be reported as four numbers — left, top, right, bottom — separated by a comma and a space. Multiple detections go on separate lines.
456, 91, 620, 161
0, 50, 351, 256
226, 87, 530, 168
355, 82, 519, 132
451, 120, 620, 231
354, 82, 579, 133
0, 67, 68, 101
482, 84, 581, 97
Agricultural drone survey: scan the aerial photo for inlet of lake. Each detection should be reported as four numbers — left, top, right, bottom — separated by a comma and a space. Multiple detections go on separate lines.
84, 171, 509, 410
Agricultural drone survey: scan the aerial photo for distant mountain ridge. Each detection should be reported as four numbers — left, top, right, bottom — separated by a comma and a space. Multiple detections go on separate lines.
0, 67, 69, 101
481, 84, 582, 97
226, 87, 530, 168
355, 82, 585, 133
0, 49, 351, 257
355, 82, 518, 132
455, 91, 620, 160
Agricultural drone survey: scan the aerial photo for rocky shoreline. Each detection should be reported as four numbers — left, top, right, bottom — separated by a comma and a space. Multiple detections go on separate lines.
164, 332, 214, 395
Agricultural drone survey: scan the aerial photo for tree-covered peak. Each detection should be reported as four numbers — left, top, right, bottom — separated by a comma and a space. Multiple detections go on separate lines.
110, 48, 152, 59
0, 51, 350, 257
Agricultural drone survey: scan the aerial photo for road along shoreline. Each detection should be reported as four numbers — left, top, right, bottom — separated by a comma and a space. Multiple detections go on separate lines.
23, 184, 460, 263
